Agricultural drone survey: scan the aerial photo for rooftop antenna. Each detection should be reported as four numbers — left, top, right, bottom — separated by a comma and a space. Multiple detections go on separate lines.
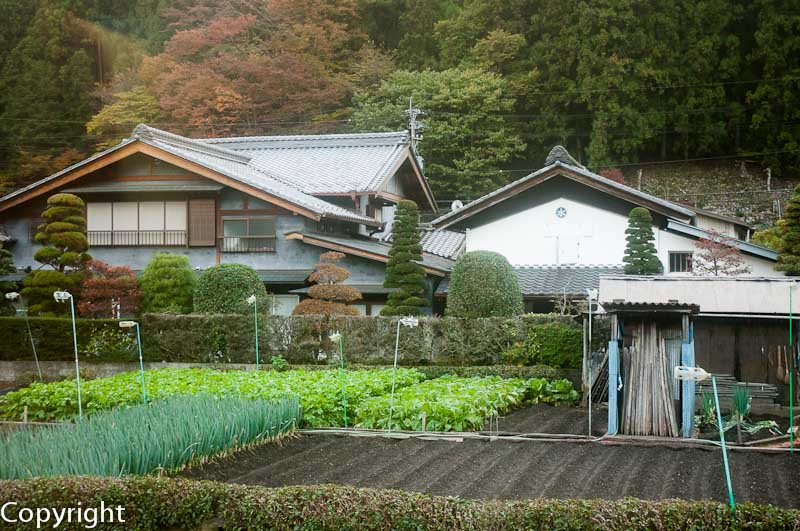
405, 97, 425, 170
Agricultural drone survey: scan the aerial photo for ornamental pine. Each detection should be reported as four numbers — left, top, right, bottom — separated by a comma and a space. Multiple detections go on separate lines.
777, 185, 800, 275
381, 200, 426, 316
622, 207, 663, 275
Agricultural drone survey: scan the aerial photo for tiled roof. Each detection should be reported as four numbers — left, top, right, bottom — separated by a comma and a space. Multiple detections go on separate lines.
435, 264, 625, 296
256, 269, 314, 283
131, 125, 378, 225
432, 145, 697, 227
382, 227, 465, 260
202, 131, 415, 195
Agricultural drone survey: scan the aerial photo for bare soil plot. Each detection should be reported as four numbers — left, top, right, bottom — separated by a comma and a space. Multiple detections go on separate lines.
488, 403, 607, 436
180, 434, 800, 508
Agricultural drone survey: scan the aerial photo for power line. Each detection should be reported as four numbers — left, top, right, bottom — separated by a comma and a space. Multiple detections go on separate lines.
521, 76, 800, 96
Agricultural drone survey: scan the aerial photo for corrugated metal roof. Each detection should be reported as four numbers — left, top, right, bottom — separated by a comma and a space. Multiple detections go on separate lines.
288, 231, 454, 273
202, 131, 414, 195
257, 269, 313, 283
435, 264, 625, 297
289, 284, 397, 295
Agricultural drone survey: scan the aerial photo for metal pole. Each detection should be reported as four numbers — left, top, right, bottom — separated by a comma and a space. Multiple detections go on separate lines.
135, 322, 146, 405
389, 320, 402, 433
588, 300, 593, 436
69, 296, 82, 419
338, 335, 347, 427
22, 308, 42, 381
712, 375, 735, 511
254, 298, 259, 370
790, 284, 794, 452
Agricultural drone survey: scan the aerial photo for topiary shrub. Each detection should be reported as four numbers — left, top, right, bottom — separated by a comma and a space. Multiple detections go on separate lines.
381, 199, 426, 316
501, 321, 583, 368
193, 263, 268, 314
21, 193, 91, 315
623, 207, 663, 275
446, 251, 523, 317
293, 252, 362, 316
139, 253, 195, 313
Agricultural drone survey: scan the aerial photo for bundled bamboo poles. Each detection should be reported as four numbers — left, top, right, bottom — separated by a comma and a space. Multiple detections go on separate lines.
621, 322, 679, 437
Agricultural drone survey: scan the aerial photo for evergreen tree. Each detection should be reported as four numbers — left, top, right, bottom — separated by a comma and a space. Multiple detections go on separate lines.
623, 207, 663, 275
381, 200, 426, 316
139, 253, 196, 313
293, 252, 362, 316
777, 185, 800, 275
21, 193, 91, 315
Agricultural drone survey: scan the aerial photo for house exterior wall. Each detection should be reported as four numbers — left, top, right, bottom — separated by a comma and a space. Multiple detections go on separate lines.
694, 213, 736, 237
463, 195, 777, 276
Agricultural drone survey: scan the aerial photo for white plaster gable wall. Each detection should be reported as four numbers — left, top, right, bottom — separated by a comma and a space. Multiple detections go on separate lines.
463, 196, 778, 275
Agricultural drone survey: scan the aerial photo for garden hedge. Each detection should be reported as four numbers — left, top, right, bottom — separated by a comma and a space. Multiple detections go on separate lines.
0, 477, 796, 531
0, 314, 595, 366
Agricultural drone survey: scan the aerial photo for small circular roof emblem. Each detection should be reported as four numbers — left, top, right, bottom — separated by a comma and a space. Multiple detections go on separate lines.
556, 206, 567, 218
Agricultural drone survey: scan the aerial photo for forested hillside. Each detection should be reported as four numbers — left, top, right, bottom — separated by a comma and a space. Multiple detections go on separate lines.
0, 0, 798, 207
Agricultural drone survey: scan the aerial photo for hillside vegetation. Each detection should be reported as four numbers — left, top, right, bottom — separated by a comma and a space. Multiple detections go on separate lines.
0, 0, 797, 206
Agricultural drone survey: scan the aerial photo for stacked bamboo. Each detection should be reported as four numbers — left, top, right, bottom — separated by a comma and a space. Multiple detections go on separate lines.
621, 322, 679, 437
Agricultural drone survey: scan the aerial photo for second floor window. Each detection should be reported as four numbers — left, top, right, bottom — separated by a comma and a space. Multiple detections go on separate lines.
87, 201, 187, 246
669, 251, 693, 273
221, 217, 276, 252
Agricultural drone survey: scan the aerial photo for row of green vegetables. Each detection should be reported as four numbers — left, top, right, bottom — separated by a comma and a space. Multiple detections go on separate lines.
0, 368, 578, 430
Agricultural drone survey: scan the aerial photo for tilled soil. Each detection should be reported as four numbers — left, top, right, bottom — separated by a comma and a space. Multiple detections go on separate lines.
181, 434, 800, 508
489, 403, 607, 436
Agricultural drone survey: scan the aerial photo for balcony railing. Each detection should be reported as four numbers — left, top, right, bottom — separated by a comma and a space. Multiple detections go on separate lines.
88, 230, 187, 247
219, 236, 276, 253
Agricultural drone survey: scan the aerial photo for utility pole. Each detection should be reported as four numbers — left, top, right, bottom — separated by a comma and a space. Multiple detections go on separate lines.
405, 97, 425, 162
766, 167, 772, 192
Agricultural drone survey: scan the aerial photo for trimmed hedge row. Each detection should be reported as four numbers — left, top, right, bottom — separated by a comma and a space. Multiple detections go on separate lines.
0, 477, 796, 530
0, 314, 596, 366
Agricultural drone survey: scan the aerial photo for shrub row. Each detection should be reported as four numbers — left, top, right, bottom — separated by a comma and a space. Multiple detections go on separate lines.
0, 314, 597, 367
0, 477, 795, 531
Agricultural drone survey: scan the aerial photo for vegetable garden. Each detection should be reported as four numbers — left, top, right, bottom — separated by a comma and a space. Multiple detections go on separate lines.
0, 367, 578, 429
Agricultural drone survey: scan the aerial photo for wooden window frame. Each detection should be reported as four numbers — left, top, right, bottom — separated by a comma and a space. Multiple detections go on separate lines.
668, 251, 693, 273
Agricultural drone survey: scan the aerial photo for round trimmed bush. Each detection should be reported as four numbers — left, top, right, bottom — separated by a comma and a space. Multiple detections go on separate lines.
140, 253, 196, 313
194, 263, 268, 314
446, 251, 523, 317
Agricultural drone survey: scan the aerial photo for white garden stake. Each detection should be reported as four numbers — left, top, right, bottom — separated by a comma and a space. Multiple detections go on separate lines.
388, 316, 418, 433
6, 292, 42, 381
54, 290, 81, 418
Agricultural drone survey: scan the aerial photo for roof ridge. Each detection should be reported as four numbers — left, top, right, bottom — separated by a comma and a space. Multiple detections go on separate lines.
132, 124, 251, 164
201, 131, 409, 144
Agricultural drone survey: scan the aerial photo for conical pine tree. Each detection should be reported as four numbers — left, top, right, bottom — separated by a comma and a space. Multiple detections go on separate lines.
623, 207, 663, 275
381, 200, 426, 316
777, 185, 800, 275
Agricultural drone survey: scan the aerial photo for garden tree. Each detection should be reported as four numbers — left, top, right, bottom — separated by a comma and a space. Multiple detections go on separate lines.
752, 225, 782, 251
351, 67, 525, 199
0, 248, 16, 316
446, 251, 523, 318
381, 200, 426, 316
623, 207, 663, 275
21, 193, 91, 315
0, 1, 96, 189
139, 253, 196, 313
777, 185, 800, 275
78, 260, 141, 318
86, 86, 164, 149
692, 230, 751, 276
293, 252, 362, 316
139, 0, 385, 134
193, 263, 268, 314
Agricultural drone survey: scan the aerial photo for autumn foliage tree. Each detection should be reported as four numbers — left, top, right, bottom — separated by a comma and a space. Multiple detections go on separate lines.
21, 193, 91, 315
78, 260, 141, 318
293, 251, 362, 316
693, 230, 752, 276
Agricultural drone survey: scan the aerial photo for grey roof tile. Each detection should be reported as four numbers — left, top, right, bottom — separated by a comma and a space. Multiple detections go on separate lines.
435, 264, 625, 296
382, 227, 465, 259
